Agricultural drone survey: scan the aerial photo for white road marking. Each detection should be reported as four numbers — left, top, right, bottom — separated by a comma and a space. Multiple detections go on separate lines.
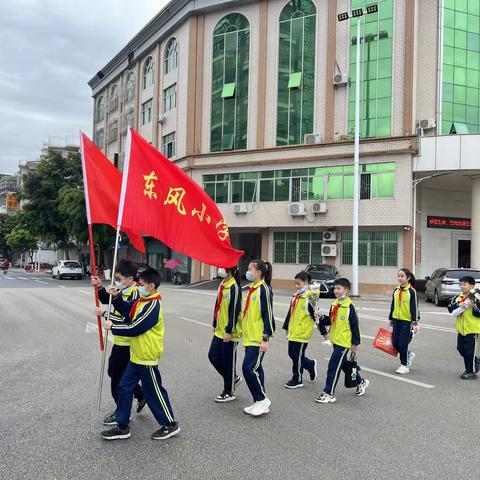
33, 280, 48, 284
360, 366, 435, 389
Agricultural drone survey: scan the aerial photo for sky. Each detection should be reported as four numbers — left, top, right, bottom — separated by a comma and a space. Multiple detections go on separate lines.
0, 0, 170, 174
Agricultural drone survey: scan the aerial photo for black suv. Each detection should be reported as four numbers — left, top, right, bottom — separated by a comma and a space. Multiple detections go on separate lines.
305, 264, 341, 297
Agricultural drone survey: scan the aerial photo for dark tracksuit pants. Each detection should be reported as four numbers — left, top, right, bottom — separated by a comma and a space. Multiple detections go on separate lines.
242, 346, 266, 402
457, 333, 479, 374
116, 361, 175, 429
288, 341, 315, 382
108, 345, 144, 404
208, 336, 238, 395
323, 344, 363, 396
391, 319, 413, 366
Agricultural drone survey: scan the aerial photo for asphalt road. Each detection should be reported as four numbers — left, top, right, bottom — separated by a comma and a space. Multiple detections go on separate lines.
0, 276, 478, 480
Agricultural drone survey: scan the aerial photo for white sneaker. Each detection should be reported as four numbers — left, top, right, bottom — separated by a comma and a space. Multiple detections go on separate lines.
407, 352, 416, 367
315, 392, 336, 404
250, 398, 270, 417
396, 365, 410, 375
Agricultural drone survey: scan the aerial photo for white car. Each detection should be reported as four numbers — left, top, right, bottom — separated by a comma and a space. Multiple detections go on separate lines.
52, 260, 83, 280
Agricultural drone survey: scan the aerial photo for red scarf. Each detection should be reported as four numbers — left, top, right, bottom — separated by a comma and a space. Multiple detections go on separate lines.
214, 283, 225, 322
129, 293, 161, 319
243, 285, 259, 319
290, 294, 301, 317
330, 303, 340, 326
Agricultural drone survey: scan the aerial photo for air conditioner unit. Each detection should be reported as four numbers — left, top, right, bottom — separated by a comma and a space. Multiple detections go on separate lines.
312, 201, 327, 214
333, 73, 349, 86
321, 244, 337, 257
322, 231, 337, 242
233, 203, 247, 214
418, 118, 436, 130
304, 133, 322, 145
289, 202, 306, 216
158, 115, 165, 124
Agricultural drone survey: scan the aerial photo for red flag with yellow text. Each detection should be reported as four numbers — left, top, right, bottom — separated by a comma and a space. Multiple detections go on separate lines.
80, 133, 145, 252
117, 129, 243, 267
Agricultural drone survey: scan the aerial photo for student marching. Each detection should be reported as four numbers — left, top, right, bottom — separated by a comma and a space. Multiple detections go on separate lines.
388, 268, 419, 375
99, 267, 179, 441
92, 260, 146, 426
448, 275, 480, 379
282, 271, 318, 389
240, 259, 275, 417
208, 266, 243, 402
316, 278, 369, 404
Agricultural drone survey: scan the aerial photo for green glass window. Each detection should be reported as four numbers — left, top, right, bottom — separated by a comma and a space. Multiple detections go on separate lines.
348, 0, 394, 138
341, 231, 398, 266
274, 232, 323, 264
211, 14, 250, 151
277, 0, 316, 146
442, 3, 480, 134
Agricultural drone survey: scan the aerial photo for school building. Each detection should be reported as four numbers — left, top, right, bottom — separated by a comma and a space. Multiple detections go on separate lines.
88, 0, 480, 292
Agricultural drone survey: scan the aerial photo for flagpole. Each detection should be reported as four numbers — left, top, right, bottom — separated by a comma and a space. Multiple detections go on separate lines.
96, 225, 122, 414
80, 132, 105, 352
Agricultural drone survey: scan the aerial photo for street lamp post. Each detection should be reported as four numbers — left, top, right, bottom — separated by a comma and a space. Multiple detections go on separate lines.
338, 4, 378, 296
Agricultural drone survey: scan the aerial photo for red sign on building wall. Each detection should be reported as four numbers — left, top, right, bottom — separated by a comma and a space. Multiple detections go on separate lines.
427, 216, 471, 230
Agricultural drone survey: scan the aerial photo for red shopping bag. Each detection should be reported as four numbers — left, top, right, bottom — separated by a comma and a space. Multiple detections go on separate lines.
373, 328, 398, 357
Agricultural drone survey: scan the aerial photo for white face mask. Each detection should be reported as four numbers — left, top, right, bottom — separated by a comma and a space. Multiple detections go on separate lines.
217, 268, 228, 279
138, 286, 149, 297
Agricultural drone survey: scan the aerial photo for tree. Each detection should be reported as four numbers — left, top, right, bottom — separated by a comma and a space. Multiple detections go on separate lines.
20, 151, 83, 258
5, 225, 37, 261
0, 213, 19, 259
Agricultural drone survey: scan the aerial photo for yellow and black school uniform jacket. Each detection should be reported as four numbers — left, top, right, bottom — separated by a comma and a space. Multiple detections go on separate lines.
318, 297, 360, 349
98, 284, 139, 346
241, 279, 275, 347
388, 284, 419, 324
212, 278, 243, 341
282, 293, 315, 343
111, 292, 164, 366
448, 295, 480, 336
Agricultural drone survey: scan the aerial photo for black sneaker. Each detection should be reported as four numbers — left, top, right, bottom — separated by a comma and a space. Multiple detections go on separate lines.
103, 413, 117, 426
460, 371, 477, 380
215, 392, 236, 403
285, 378, 304, 389
136, 398, 146, 413
151, 422, 180, 440
101, 425, 131, 440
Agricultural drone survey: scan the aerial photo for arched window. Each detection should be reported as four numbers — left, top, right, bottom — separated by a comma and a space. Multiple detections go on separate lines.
210, 14, 250, 152
142, 56, 154, 89
164, 38, 178, 74
96, 96, 105, 122
124, 71, 135, 103
277, 0, 316, 146
109, 84, 118, 112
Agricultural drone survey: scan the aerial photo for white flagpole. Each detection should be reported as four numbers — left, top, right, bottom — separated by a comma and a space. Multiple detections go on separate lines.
96, 129, 133, 414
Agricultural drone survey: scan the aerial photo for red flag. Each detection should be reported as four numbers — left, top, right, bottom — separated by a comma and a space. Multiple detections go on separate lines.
117, 129, 243, 267
80, 133, 145, 252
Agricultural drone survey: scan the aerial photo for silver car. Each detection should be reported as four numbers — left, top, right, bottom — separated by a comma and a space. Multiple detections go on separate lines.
425, 268, 480, 306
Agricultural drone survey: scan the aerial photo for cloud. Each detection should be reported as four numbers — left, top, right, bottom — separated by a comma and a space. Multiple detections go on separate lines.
0, 0, 169, 174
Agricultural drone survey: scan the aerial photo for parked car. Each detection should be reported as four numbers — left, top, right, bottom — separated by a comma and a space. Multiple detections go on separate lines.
425, 268, 480, 306
305, 264, 341, 297
52, 260, 83, 280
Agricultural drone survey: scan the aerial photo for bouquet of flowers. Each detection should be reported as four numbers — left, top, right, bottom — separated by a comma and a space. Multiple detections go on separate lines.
451, 286, 480, 318
306, 282, 322, 321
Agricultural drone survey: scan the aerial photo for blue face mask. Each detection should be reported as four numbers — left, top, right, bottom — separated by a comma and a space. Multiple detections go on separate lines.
138, 286, 148, 297
246, 271, 254, 282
